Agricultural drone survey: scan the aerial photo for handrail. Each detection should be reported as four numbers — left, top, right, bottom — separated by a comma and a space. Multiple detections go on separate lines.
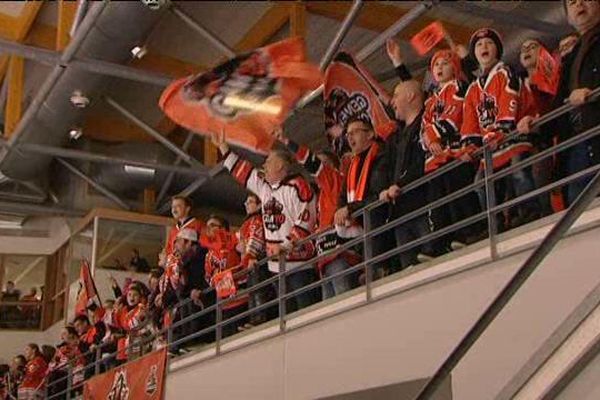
43, 88, 600, 398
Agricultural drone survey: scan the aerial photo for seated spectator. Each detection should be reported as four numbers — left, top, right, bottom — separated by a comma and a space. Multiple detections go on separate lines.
129, 249, 150, 273
20, 288, 41, 328
381, 80, 437, 270
40, 345, 56, 365
8, 355, 25, 400
335, 116, 391, 277
202, 215, 247, 338
213, 130, 319, 314
0, 364, 9, 400
1, 281, 21, 301
278, 129, 360, 299
18, 344, 47, 400
1, 281, 21, 327
461, 28, 537, 232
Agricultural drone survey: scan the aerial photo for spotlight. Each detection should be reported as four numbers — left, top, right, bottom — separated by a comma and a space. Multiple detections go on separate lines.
140, 0, 167, 11
131, 45, 148, 59
69, 127, 83, 140
70, 90, 89, 109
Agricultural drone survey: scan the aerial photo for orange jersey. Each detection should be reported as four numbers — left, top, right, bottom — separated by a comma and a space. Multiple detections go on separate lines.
20, 356, 47, 391
165, 217, 204, 257
461, 62, 531, 169
238, 213, 266, 267
294, 145, 343, 230
421, 80, 467, 173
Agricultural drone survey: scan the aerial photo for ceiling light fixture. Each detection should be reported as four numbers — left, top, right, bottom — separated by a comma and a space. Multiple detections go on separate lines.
70, 90, 90, 109
69, 127, 83, 140
124, 165, 156, 177
131, 45, 148, 59
140, 0, 166, 11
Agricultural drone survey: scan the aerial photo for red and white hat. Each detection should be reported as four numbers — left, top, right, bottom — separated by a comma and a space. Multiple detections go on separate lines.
430, 49, 463, 82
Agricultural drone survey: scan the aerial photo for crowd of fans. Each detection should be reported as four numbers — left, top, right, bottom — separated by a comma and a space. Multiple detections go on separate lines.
0, 283, 42, 329
1, 1, 599, 398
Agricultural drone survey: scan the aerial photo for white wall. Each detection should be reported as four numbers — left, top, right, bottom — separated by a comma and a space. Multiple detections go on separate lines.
165, 210, 600, 400
0, 216, 72, 255
0, 321, 63, 364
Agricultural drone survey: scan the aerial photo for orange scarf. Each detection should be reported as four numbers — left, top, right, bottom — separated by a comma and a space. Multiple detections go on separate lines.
346, 142, 379, 203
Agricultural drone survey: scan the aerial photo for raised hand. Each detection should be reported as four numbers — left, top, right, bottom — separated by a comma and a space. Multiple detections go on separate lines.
386, 38, 403, 66
211, 128, 229, 155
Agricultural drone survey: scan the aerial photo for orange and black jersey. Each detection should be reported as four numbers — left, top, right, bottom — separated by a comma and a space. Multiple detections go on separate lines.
461, 61, 531, 169
421, 79, 468, 173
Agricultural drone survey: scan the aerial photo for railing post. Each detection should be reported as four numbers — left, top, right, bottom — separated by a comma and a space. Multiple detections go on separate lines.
66, 367, 72, 400
483, 147, 499, 259
94, 345, 101, 375
278, 253, 287, 333
167, 324, 173, 355
363, 209, 373, 301
215, 293, 222, 355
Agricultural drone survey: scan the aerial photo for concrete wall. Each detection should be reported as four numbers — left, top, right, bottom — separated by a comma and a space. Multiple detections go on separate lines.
556, 351, 600, 400
165, 209, 600, 400
0, 321, 63, 364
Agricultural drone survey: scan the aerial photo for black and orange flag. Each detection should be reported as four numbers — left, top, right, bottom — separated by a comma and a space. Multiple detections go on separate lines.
324, 52, 397, 156
531, 45, 560, 96
410, 21, 446, 56
159, 37, 322, 155
75, 259, 101, 316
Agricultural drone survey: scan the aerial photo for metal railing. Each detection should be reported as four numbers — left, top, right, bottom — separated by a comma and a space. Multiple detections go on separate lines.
43, 87, 600, 399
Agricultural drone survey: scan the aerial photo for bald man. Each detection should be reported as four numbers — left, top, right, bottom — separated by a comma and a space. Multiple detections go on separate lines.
380, 80, 438, 271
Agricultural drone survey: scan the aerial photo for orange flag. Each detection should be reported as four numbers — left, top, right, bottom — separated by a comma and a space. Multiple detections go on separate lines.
84, 349, 167, 400
75, 259, 101, 316
159, 37, 322, 155
324, 52, 397, 155
531, 45, 560, 96
410, 21, 446, 56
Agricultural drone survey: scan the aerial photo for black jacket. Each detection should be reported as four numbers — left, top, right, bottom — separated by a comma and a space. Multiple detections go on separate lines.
387, 110, 427, 217
546, 26, 600, 160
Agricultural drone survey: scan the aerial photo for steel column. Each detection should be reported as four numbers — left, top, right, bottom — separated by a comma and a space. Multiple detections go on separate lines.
69, 0, 89, 37
171, 5, 236, 58
483, 148, 499, 259
105, 97, 202, 168
297, 1, 433, 108
90, 216, 99, 276
413, 168, 600, 400
57, 158, 131, 210
155, 131, 195, 206
319, 0, 363, 70
0, 38, 173, 87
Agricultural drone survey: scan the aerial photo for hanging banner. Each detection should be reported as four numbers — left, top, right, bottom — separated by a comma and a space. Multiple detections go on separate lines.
324, 52, 397, 155
531, 45, 560, 96
75, 259, 101, 316
83, 349, 167, 400
159, 36, 322, 155
410, 21, 447, 56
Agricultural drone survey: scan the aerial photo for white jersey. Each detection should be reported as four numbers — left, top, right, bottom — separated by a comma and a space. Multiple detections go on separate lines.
224, 152, 316, 272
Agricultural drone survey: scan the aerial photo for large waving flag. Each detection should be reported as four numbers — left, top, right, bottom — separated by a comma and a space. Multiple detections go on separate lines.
159, 37, 322, 155
75, 259, 101, 316
324, 52, 397, 156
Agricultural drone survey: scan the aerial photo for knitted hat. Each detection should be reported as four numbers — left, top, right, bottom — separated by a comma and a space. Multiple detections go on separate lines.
430, 49, 463, 82
469, 28, 504, 60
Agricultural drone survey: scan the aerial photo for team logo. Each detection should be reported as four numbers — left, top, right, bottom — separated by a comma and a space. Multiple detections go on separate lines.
108, 370, 129, 400
324, 88, 372, 156
183, 51, 281, 120
477, 93, 498, 129
145, 365, 158, 395
263, 198, 285, 232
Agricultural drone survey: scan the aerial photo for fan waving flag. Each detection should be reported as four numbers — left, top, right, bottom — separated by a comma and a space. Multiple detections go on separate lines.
159, 37, 322, 155
531, 45, 560, 96
411, 21, 446, 56
75, 259, 101, 316
324, 52, 397, 156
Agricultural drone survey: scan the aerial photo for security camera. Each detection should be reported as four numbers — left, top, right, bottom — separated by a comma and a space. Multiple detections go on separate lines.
70, 90, 90, 109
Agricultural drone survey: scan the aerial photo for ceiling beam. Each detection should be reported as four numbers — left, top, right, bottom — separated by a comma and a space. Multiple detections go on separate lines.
305, 1, 473, 45
4, 56, 24, 137
56, 0, 78, 51
0, 2, 44, 86
289, 2, 307, 39
235, 2, 291, 52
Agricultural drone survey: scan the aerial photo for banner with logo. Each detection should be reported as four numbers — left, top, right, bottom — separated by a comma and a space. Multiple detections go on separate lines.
83, 349, 167, 400
75, 259, 101, 316
410, 21, 447, 56
324, 52, 397, 156
531, 45, 560, 96
159, 36, 322, 155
